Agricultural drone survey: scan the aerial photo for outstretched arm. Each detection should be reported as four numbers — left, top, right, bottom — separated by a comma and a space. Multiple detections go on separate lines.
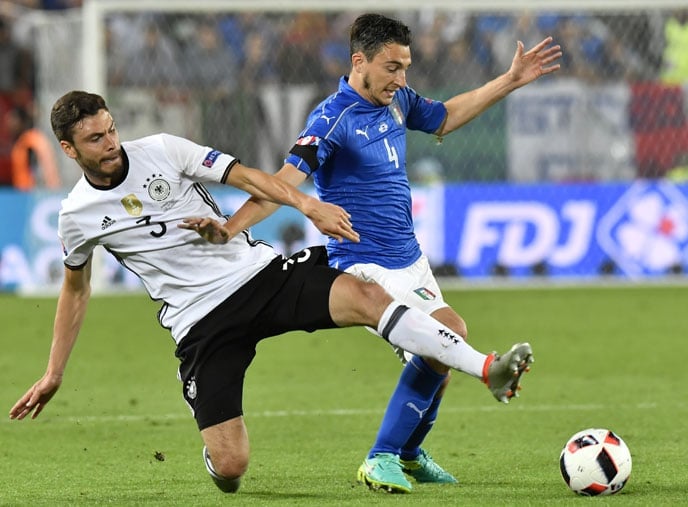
437, 36, 562, 136
9, 259, 92, 420
223, 163, 309, 238
180, 162, 358, 244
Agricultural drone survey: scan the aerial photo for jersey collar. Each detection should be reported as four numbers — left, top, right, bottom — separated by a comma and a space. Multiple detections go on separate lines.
339, 76, 384, 110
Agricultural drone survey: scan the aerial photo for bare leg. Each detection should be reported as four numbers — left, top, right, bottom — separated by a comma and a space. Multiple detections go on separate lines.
200, 416, 250, 493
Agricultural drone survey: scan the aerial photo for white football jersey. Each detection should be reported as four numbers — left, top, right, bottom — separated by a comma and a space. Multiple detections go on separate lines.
58, 133, 278, 343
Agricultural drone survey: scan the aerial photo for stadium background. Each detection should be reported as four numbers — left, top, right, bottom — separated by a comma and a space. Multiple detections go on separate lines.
2, 0, 688, 291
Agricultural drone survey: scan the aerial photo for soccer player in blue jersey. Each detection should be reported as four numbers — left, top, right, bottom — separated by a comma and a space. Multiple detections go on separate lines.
186, 13, 561, 493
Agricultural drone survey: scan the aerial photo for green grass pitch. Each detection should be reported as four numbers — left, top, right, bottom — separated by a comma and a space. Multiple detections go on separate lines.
1, 284, 687, 505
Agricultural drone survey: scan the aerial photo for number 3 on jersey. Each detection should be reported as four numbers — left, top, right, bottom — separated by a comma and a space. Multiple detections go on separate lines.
136, 215, 167, 238
384, 138, 399, 169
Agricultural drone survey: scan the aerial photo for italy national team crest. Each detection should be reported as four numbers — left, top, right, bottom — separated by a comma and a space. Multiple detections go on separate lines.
121, 194, 143, 216
388, 99, 404, 126
597, 181, 688, 276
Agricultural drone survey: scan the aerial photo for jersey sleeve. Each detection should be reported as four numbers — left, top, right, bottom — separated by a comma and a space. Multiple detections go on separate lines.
161, 133, 238, 183
403, 87, 447, 134
285, 112, 342, 176
59, 211, 95, 269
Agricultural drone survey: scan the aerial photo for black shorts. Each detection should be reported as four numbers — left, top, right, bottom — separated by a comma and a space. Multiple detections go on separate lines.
175, 246, 342, 430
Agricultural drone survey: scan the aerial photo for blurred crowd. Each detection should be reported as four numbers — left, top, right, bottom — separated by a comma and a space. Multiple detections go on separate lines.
0, 0, 82, 187
1, 5, 688, 188
99, 10, 685, 93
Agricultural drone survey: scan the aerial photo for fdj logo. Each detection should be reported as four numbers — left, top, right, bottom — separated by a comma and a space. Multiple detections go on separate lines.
598, 181, 688, 276
459, 201, 596, 270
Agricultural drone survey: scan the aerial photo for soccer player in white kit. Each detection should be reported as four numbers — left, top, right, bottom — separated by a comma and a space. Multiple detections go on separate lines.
8, 91, 532, 494
195, 13, 560, 494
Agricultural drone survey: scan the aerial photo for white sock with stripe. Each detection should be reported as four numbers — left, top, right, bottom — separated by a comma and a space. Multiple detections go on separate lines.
377, 302, 487, 378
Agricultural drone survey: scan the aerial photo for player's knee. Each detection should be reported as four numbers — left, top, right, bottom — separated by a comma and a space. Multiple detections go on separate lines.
431, 308, 468, 338
212, 455, 248, 480
203, 446, 248, 493
357, 280, 393, 318
331, 275, 394, 327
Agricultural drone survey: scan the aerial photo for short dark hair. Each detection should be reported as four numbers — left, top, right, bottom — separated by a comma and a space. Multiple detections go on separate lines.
50, 90, 109, 143
349, 13, 412, 61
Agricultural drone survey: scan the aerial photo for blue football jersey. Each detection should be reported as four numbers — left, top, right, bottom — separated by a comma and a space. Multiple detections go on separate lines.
286, 77, 446, 270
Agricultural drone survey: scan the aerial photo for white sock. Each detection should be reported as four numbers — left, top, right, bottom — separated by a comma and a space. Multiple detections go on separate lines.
377, 302, 488, 378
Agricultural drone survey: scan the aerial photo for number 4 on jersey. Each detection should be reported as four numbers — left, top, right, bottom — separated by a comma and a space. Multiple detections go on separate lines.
384, 138, 399, 169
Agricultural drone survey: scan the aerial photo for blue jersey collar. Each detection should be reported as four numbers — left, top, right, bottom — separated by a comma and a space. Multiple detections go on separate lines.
339, 76, 388, 110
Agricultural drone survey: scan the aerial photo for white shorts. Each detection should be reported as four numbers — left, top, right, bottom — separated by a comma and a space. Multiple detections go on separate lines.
345, 255, 449, 362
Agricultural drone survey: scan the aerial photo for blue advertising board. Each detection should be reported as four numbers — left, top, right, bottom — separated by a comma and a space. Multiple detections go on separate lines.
444, 180, 688, 278
1, 180, 687, 292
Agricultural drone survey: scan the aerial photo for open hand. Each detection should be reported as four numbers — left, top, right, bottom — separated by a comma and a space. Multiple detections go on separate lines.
178, 217, 230, 244
9, 373, 62, 420
509, 36, 562, 86
303, 199, 359, 244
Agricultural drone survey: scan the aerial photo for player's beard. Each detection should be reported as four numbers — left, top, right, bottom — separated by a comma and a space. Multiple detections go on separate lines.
362, 74, 383, 106
362, 74, 371, 91
362, 74, 394, 107
75, 147, 124, 186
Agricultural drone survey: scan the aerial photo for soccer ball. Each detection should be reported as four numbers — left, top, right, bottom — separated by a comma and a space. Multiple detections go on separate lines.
559, 428, 632, 496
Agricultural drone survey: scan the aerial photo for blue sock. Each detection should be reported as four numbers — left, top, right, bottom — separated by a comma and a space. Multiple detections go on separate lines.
368, 355, 447, 458
400, 395, 442, 461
